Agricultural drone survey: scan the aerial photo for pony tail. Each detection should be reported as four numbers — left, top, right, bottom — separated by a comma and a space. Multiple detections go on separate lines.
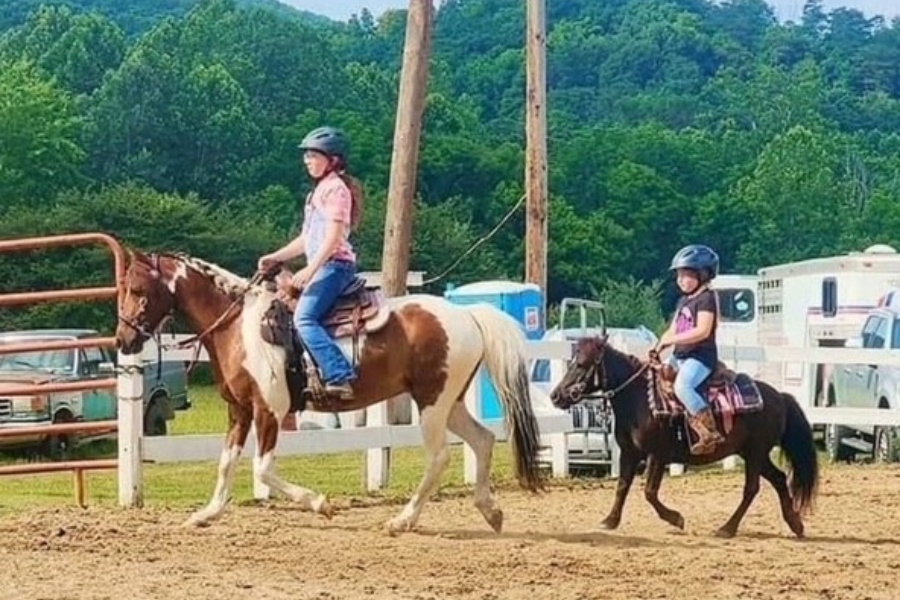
339, 172, 365, 232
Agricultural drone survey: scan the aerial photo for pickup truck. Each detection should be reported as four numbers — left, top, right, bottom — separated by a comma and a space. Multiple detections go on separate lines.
825, 304, 900, 464
0, 328, 189, 458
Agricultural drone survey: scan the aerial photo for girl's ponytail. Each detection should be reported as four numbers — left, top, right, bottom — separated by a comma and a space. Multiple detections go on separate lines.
339, 172, 364, 232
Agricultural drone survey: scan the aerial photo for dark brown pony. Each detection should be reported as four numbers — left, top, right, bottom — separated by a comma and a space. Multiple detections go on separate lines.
549, 335, 819, 538
115, 250, 544, 532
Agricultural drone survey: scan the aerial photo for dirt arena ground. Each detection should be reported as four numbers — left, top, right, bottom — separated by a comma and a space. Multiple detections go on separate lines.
2, 463, 899, 600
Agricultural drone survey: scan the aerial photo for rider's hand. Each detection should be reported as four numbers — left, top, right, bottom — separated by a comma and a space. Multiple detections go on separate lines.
291, 266, 315, 290
258, 254, 278, 272
657, 331, 675, 350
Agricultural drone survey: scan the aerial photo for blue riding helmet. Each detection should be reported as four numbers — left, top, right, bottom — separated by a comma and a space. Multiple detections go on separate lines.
669, 244, 719, 282
298, 126, 349, 162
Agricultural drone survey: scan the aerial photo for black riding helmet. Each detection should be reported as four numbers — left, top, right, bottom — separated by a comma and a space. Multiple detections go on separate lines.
669, 244, 719, 284
298, 126, 349, 162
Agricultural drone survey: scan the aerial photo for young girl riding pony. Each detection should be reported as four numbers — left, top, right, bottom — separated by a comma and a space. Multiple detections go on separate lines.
258, 126, 364, 401
655, 244, 725, 454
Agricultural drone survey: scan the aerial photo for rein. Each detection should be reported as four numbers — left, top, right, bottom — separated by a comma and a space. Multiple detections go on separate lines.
587, 345, 657, 400
594, 360, 650, 400
119, 253, 269, 375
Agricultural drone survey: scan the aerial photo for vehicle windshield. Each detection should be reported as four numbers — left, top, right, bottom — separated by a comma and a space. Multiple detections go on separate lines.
0, 341, 75, 373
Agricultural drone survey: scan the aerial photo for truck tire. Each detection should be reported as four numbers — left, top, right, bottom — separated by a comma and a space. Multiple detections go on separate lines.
45, 410, 75, 461
824, 422, 854, 463
144, 397, 168, 437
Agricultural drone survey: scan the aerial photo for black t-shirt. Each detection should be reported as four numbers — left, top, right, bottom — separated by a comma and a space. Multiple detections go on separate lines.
672, 288, 718, 369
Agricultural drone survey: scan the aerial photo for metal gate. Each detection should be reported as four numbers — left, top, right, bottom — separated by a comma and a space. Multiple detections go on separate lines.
0, 233, 128, 506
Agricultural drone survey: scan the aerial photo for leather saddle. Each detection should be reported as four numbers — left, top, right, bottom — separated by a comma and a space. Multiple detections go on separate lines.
256, 265, 390, 413
267, 267, 390, 339
657, 360, 738, 400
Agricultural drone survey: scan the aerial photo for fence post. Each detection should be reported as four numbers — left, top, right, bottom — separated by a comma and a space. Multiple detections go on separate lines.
117, 350, 144, 507
365, 402, 390, 491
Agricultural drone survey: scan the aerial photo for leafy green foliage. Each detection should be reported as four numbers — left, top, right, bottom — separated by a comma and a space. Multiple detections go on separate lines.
1, 0, 900, 331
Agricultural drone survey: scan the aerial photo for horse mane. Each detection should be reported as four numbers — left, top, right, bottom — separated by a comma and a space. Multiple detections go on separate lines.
162, 252, 252, 300
601, 338, 648, 382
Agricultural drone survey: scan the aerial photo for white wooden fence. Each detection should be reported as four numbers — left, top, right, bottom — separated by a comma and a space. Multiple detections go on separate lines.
115, 334, 900, 507
116, 335, 575, 506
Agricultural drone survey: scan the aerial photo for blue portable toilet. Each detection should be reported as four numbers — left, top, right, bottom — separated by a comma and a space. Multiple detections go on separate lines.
444, 280, 544, 420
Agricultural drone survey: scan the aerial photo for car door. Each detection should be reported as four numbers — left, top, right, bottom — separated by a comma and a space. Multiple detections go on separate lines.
80, 346, 117, 421
843, 316, 882, 408
856, 315, 888, 409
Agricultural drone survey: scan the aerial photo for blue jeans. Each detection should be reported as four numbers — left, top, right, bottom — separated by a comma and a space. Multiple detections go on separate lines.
667, 356, 711, 416
293, 260, 357, 385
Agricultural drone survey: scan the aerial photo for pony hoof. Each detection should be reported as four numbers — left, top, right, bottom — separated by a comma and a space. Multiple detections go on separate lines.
672, 514, 685, 530
486, 509, 504, 533
714, 527, 736, 539
600, 517, 620, 530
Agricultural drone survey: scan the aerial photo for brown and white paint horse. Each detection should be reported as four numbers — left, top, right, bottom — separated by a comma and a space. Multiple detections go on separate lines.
115, 250, 544, 533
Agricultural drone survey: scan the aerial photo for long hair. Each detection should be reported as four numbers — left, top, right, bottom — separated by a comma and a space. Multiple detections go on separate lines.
321, 154, 364, 232
339, 171, 364, 232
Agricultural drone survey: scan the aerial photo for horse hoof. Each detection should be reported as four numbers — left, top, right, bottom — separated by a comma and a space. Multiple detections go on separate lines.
385, 518, 413, 537
314, 496, 335, 520
183, 514, 210, 528
486, 509, 504, 533
673, 514, 685, 530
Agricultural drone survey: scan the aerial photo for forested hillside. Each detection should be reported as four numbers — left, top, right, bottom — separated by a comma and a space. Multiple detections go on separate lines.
1, 0, 899, 332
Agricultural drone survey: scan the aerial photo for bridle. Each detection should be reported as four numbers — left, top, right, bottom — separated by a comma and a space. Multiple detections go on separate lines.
117, 252, 269, 372
567, 342, 651, 403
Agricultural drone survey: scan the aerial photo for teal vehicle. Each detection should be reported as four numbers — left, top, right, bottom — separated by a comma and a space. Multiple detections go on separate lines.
0, 329, 190, 457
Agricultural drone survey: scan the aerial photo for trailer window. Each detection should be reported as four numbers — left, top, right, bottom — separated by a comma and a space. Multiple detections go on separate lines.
715, 288, 755, 323
822, 277, 837, 318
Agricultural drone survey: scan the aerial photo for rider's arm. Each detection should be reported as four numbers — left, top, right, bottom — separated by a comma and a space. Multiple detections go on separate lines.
269, 234, 306, 263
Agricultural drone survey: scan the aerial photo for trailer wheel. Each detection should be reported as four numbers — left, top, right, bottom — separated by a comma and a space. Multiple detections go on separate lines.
873, 426, 898, 464
44, 409, 75, 461
824, 422, 853, 463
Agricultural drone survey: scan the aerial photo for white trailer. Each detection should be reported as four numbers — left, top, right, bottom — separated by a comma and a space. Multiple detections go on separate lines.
756, 244, 900, 410
711, 274, 760, 376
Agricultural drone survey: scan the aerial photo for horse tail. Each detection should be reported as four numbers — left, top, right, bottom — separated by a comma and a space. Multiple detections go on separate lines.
464, 303, 544, 492
780, 392, 820, 515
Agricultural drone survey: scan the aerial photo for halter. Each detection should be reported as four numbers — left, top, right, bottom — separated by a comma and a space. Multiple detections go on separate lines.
572, 342, 652, 402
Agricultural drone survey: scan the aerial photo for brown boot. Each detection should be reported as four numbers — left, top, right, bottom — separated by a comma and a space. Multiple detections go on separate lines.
688, 408, 723, 455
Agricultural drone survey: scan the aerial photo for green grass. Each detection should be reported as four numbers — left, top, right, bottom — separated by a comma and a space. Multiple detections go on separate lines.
0, 385, 521, 514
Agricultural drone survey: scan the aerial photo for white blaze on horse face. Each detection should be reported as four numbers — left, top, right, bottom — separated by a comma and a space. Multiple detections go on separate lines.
239, 289, 291, 420
164, 260, 188, 294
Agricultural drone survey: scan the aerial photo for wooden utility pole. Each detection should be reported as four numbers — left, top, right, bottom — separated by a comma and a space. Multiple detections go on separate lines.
370, 0, 434, 492
524, 0, 548, 315
381, 0, 434, 297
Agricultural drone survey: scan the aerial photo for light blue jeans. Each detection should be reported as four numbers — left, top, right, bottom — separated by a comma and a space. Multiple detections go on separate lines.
293, 260, 357, 385
667, 356, 712, 415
